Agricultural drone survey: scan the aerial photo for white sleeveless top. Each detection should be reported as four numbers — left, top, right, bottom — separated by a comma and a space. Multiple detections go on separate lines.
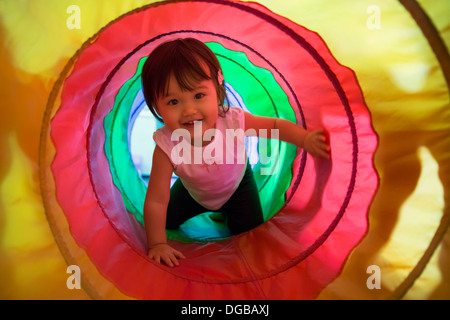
153, 107, 247, 210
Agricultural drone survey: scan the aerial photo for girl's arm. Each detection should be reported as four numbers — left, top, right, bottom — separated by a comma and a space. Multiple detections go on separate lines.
244, 112, 330, 158
144, 145, 185, 267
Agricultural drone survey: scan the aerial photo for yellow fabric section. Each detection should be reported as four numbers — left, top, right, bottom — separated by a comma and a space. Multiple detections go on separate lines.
0, 134, 88, 299
1, 0, 448, 299
0, 0, 152, 300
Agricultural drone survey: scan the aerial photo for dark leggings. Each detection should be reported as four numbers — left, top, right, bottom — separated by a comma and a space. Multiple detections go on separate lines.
166, 163, 264, 235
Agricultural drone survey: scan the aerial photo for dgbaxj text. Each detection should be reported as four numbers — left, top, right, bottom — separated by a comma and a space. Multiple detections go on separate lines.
181, 304, 269, 317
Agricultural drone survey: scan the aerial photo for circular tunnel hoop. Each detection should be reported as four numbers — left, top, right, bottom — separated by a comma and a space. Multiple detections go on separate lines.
88, 26, 354, 260
43, 0, 378, 299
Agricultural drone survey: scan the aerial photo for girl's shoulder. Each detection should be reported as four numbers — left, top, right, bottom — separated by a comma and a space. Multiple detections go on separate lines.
225, 106, 244, 117
153, 125, 173, 148
153, 125, 170, 138
221, 107, 245, 129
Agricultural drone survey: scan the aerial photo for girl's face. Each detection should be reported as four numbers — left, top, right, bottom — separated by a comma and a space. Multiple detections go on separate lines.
155, 72, 219, 146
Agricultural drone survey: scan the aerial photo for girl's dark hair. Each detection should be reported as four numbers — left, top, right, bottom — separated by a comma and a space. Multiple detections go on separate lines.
141, 38, 228, 123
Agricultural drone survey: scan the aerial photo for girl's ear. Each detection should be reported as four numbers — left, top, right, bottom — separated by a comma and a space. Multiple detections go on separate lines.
216, 80, 227, 107
218, 70, 224, 85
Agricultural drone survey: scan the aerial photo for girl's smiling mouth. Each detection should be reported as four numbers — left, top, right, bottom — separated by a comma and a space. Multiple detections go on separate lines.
182, 119, 203, 126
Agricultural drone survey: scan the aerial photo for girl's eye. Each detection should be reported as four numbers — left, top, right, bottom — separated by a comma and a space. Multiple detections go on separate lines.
167, 99, 178, 106
195, 93, 205, 99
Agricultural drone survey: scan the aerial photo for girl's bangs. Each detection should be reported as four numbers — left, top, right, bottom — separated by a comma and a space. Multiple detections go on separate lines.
171, 54, 213, 93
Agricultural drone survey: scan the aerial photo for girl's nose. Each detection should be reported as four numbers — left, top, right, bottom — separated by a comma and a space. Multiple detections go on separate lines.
181, 102, 198, 117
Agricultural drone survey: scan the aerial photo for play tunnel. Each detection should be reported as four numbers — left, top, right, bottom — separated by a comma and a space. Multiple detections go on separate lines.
40, 0, 377, 299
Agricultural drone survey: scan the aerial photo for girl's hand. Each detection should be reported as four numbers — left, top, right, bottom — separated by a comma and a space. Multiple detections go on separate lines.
304, 129, 331, 159
148, 243, 186, 267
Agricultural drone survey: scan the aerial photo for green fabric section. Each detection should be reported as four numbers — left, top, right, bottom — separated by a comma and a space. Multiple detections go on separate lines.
208, 42, 296, 222
104, 42, 297, 243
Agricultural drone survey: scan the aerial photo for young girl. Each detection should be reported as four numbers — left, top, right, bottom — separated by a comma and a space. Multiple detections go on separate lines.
141, 38, 330, 267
